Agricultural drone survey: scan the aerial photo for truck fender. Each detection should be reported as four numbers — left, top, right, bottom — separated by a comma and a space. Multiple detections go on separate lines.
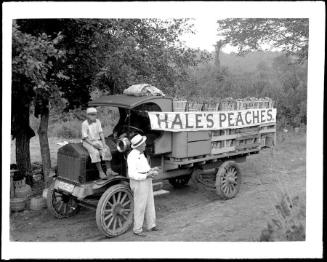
91, 176, 130, 190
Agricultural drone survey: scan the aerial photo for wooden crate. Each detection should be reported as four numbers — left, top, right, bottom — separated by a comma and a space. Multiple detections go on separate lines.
188, 131, 210, 142
188, 140, 211, 157
173, 100, 187, 112
219, 99, 236, 111
187, 102, 203, 111
170, 132, 211, 158
203, 102, 219, 111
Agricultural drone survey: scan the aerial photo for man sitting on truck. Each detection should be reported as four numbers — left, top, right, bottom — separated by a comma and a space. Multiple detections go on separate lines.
82, 107, 118, 179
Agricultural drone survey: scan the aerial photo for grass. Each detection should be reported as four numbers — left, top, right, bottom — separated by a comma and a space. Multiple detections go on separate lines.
259, 192, 306, 241
256, 130, 306, 241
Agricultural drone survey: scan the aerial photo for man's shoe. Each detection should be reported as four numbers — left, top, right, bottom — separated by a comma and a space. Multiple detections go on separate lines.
106, 169, 119, 176
149, 226, 159, 232
99, 172, 108, 179
133, 231, 146, 237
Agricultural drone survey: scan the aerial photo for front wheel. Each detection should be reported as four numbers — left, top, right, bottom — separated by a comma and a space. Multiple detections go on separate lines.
215, 161, 242, 199
96, 184, 134, 238
46, 183, 80, 218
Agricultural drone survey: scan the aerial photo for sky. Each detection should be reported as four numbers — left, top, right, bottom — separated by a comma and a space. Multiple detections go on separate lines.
180, 18, 278, 54
180, 18, 236, 53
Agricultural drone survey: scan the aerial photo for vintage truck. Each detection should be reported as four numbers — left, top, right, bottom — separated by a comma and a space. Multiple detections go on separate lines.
44, 94, 276, 238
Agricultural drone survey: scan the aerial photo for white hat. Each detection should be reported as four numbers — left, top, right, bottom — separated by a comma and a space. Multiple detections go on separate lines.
131, 134, 147, 149
86, 107, 97, 114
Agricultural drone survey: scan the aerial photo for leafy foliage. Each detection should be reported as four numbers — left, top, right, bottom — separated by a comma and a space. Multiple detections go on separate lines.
183, 51, 307, 127
17, 19, 202, 110
12, 21, 64, 138
217, 19, 309, 63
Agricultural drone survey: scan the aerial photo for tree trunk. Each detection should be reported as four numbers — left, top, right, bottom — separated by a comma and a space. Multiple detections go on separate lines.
15, 131, 32, 177
37, 109, 51, 180
214, 41, 223, 71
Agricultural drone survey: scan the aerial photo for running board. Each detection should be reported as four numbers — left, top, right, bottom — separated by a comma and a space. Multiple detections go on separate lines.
152, 182, 163, 191
154, 189, 170, 197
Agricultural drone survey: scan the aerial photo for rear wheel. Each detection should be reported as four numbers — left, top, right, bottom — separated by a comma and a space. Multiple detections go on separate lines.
215, 161, 242, 199
96, 184, 134, 237
46, 183, 80, 218
168, 174, 191, 188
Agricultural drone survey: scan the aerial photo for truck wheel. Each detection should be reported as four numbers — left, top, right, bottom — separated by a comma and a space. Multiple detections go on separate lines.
168, 174, 191, 188
215, 161, 242, 199
96, 184, 134, 238
46, 183, 80, 218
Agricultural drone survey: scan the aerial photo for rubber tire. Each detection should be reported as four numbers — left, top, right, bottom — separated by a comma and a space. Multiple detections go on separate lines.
96, 184, 134, 238
168, 174, 191, 188
46, 183, 80, 219
215, 161, 242, 199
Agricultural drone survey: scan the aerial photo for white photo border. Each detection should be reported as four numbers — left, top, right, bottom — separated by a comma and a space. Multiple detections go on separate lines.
2, 1, 324, 259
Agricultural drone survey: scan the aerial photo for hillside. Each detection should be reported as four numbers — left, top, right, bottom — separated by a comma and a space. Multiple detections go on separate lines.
219, 51, 282, 73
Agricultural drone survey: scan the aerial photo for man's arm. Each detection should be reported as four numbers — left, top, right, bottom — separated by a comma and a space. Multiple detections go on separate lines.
97, 120, 107, 147
100, 132, 106, 146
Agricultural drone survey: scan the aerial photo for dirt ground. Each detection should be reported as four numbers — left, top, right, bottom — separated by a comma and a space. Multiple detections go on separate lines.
10, 131, 306, 241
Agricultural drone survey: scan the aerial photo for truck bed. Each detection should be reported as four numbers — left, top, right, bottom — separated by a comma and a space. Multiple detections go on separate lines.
164, 122, 276, 170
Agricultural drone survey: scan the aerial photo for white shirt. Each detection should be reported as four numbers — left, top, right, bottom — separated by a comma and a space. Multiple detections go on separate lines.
127, 149, 151, 180
81, 119, 103, 141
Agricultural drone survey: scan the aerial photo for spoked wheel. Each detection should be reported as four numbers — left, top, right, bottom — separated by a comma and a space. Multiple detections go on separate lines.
47, 183, 80, 218
96, 184, 134, 238
215, 161, 242, 199
168, 174, 191, 188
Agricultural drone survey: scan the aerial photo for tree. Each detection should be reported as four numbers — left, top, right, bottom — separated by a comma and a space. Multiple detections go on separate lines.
216, 19, 309, 63
12, 19, 201, 178
12, 22, 65, 178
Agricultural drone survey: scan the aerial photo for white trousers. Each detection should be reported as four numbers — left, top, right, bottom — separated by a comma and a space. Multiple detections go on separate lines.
82, 141, 112, 163
130, 178, 156, 233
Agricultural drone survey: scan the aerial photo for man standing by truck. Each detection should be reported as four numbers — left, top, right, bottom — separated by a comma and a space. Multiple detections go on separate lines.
127, 134, 160, 237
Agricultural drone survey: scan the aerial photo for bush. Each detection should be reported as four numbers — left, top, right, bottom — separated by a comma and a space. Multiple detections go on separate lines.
49, 119, 81, 138
46, 106, 120, 139
259, 193, 305, 241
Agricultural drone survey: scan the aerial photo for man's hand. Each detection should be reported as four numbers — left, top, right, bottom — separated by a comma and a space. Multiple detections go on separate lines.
146, 168, 159, 179
151, 167, 160, 172
92, 142, 102, 149
146, 169, 158, 179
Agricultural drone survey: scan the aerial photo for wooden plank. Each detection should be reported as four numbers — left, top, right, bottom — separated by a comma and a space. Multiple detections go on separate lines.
164, 148, 260, 166
211, 134, 238, 141
237, 126, 260, 133
187, 140, 211, 157
211, 146, 235, 154
188, 131, 210, 142
170, 132, 188, 158
259, 128, 276, 134
154, 168, 193, 180
154, 189, 170, 197
235, 142, 261, 150
152, 182, 163, 191
236, 134, 259, 140
163, 161, 179, 171
260, 123, 276, 127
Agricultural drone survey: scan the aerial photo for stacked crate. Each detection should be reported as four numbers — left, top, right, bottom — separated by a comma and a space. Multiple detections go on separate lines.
187, 101, 203, 112
169, 96, 276, 161
172, 99, 187, 112
219, 97, 237, 111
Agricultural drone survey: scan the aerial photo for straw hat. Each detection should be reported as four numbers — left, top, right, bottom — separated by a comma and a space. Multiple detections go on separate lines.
131, 134, 147, 149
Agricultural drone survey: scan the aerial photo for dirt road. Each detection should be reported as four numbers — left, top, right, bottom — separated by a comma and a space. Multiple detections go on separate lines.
10, 132, 306, 241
